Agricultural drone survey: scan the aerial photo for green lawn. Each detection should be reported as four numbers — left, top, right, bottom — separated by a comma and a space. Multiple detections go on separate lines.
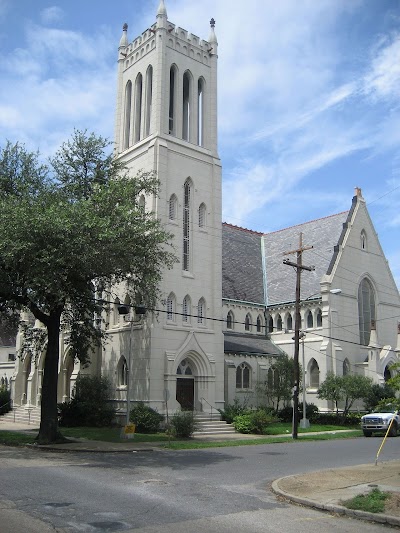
264, 423, 358, 435
0, 424, 362, 449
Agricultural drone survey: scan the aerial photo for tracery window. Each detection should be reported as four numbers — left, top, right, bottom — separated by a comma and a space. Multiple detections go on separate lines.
177, 359, 193, 375
236, 362, 251, 389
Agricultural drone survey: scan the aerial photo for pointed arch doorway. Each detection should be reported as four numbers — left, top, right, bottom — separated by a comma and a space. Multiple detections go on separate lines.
176, 359, 194, 410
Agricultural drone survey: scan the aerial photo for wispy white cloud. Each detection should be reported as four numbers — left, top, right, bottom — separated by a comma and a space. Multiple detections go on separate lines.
364, 33, 400, 100
40, 6, 64, 25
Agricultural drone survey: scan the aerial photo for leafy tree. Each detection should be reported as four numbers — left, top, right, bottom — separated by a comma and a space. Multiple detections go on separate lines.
363, 383, 396, 412
58, 375, 115, 427
258, 355, 297, 413
0, 131, 175, 444
317, 372, 373, 420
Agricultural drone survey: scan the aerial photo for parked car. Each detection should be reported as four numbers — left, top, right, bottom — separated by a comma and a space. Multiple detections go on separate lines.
361, 407, 400, 437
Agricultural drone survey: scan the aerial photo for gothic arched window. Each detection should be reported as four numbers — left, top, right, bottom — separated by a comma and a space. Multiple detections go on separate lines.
309, 359, 320, 388
169, 194, 177, 220
198, 203, 206, 228
316, 308, 322, 328
124, 80, 132, 149
182, 71, 192, 141
256, 315, 263, 333
182, 295, 191, 323
167, 293, 176, 321
227, 311, 234, 330
276, 314, 282, 331
145, 65, 153, 136
169, 65, 177, 134
197, 298, 205, 324
306, 310, 313, 329
286, 313, 293, 331
197, 77, 205, 146
358, 278, 376, 346
245, 313, 252, 332
236, 363, 251, 389
183, 179, 191, 271
134, 73, 143, 143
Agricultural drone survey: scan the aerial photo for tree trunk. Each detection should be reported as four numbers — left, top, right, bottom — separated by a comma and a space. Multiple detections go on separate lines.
36, 311, 66, 444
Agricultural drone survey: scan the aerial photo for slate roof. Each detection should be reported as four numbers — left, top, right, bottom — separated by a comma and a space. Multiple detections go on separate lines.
263, 211, 349, 306
224, 332, 284, 357
222, 210, 350, 307
222, 224, 264, 303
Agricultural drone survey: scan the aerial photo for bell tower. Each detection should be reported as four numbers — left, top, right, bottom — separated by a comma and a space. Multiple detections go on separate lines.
112, 0, 224, 414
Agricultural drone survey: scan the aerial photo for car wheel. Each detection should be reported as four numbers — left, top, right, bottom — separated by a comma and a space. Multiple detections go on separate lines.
363, 430, 372, 437
389, 423, 397, 437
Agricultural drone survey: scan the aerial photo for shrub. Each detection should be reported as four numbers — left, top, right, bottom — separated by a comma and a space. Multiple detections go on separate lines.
233, 409, 278, 434
233, 414, 255, 433
129, 402, 164, 433
58, 375, 115, 427
218, 399, 250, 424
278, 403, 319, 423
0, 387, 11, 415
170, 411, 197, 438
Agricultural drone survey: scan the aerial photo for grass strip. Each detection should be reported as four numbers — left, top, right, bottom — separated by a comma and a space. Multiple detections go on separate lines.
342, 487, 390, 513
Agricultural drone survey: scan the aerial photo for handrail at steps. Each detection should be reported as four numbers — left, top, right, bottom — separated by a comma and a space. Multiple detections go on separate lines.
200, 397, 219, 421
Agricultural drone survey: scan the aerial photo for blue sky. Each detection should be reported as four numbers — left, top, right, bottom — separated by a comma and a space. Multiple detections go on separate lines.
1, 0, 400, 286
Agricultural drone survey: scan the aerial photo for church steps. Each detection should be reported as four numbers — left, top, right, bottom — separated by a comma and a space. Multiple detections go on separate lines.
193, 413, 236, 435
1, 406, 41, 425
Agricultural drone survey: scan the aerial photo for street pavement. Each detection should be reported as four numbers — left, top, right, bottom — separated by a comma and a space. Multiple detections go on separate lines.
2, 419, 400, 528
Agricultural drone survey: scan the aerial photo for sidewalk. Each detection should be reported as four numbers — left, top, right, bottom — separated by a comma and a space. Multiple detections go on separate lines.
2, 420, 400, 526
272, 461, 400, 528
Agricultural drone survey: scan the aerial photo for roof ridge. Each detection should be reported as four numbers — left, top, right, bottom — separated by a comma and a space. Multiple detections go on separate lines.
263, 210, 349, 236
222, 222, 263, 236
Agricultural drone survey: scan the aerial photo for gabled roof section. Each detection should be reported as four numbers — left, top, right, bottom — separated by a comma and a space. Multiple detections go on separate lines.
224, 331, 284, 357
222, 223, 264, 304
263, 211, 349, 306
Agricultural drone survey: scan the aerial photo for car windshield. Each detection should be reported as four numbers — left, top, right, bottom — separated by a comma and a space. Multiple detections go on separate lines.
372, 406, 397, 414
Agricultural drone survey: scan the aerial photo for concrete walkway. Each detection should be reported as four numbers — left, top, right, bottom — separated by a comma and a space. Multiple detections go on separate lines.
2, 420, 399, 526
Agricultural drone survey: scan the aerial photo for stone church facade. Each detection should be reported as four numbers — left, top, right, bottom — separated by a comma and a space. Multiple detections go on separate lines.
7, 1, 400, 419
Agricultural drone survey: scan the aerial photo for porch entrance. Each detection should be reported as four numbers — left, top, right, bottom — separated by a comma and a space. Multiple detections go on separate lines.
176, 378, 194, 410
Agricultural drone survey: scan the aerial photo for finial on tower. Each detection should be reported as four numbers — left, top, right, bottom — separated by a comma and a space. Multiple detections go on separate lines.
157, 0, 167, 17
119, 23, 128, 48
354, 186, 362, 197
208, 17, 218, 50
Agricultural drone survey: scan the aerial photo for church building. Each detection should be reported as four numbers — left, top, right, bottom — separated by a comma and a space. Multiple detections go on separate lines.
7, 1, 400, 422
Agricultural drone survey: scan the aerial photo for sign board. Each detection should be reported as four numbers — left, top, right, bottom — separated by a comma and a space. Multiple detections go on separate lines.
124, 423, 136, 439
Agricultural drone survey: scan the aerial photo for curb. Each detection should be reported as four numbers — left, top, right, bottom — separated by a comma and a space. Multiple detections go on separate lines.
26, 444, 156, 454
271, 477, 400, 528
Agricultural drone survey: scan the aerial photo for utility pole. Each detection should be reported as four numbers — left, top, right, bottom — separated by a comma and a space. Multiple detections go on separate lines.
283, 233, 314, 439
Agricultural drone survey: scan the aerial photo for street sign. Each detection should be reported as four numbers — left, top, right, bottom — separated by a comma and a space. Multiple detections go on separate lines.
124, 423, 136, 439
